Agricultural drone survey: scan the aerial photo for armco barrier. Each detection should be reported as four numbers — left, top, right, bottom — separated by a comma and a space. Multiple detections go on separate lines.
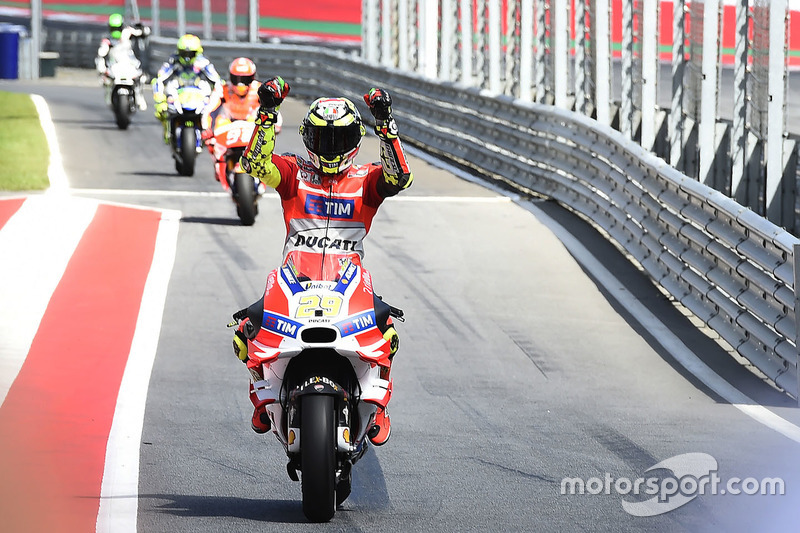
166, 37, 800, 399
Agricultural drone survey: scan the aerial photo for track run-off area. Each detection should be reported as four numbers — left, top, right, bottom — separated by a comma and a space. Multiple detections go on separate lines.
2, 70, 800, 532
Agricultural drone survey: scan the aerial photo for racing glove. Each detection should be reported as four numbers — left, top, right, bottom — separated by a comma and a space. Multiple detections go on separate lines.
233, 330, 248, 362
364, 88, 413, 195
241, 76, 289, 188
364, 87, 397, 140
256, 76, 290, 126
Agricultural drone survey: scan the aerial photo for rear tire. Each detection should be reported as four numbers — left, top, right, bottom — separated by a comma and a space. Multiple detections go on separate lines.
234, 173, 257, 226
300, 395, 336, 522
179, 126, 196, 176
112, 91, 131, 130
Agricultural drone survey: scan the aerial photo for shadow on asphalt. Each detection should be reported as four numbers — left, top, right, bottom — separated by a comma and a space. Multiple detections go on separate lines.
126, 171, 190, 178
181, 216, 243, 226
140, 494, 307, 523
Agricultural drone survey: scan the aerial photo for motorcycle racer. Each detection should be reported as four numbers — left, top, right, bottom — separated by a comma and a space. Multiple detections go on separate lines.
201, 57, 270, 183
234, 76, 413, 446
151, 34, 221, 143
95, 14, 149, 110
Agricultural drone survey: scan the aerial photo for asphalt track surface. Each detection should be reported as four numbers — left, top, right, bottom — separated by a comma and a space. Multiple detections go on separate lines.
2, 69, 800, 532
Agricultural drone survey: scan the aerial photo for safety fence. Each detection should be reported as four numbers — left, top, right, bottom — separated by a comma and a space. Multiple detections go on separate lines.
147, 36, 800, 400
361, 0, 800, 235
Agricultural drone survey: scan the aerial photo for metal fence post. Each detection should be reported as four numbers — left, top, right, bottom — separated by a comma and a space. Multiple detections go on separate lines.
202, 0, 212, 39
29, 0, 41, 78
621, 0, 633, 138
794, 243, 800, 405
420, 0, 438, 78
441, 0, 455, 80
227, 0, 236, 41
381, 0, 392, 67
398, 0, 409, 70
640, 0, 658, 150
460, 0, 472, 84
248, 0, 258, 42
731, 0, 749, 202
177, 0, 186, 37
698, 0, 720, 186
488, 0, 501, 93
575, 0, 587, 115
766, 0, 788, 224
669, 0, 685, 169
363, 0, 379, 63
593, 0, 611, 125
519, 0, 533, 102
553, 0, 568, 108
152, 0, 160, 37
534, 0, 546, 103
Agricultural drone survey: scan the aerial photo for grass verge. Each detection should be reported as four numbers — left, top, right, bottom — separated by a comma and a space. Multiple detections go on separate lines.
0, 91, 50, 191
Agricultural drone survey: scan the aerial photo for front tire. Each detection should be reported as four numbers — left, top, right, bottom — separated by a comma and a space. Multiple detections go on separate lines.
300, 394, 336, 522
234, 173, 257, 226
179, 126, 196, 176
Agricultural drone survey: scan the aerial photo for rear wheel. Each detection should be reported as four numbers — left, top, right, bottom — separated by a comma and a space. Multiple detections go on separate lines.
179, 126, 196, 176
234, 173, 257, 226
112, 90, 131, 130
300, 394, 336, 522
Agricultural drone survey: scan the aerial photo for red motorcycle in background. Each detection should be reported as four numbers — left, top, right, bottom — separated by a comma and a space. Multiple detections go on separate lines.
205, 106, 282, 225
210, 116, 263, 225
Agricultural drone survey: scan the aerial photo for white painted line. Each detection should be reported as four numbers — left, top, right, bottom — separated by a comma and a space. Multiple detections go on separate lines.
411, 140, 800, 445
0, 195, 97, 408
72, 188, 232, 198
527, 202, 800, 445
96, 208, 181, 533
387, 195, 512, 203
30, 94, 69, 194
69, 188, 510, 203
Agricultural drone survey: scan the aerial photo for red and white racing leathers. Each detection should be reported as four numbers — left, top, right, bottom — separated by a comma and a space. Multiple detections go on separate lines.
241, 107, 413, 277
238, 101, 412, 440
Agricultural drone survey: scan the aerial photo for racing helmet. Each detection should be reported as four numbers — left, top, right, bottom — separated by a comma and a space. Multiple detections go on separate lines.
300, 98, 366, 176
176, 34, 203, 66
108, 13, 124, 40
228, 57, 256, 97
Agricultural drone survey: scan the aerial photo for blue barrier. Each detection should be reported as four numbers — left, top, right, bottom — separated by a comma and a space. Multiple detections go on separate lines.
0, 24, 25, 79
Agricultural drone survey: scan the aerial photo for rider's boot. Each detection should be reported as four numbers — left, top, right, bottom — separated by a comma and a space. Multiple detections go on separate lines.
232, 318, 271, 434
368, 326, 399, 446
135, 82, 147, 111
369, 405, 391, 446
251, 403, 270, 434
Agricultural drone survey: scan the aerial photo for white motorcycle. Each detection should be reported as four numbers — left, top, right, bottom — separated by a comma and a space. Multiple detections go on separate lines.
101, 44, 147, 130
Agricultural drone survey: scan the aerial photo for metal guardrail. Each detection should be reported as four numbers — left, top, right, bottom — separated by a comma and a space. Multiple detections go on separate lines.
129, 37, 800, 399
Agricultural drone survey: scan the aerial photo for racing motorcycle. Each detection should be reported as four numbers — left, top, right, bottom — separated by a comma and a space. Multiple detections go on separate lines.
230, 256, 402, 522
164, 77, 213, 176
101, 44, 147, 130
209, 116, 263, 225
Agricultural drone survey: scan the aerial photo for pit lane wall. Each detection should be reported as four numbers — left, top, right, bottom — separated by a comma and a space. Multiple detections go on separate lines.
149, 36, 800, 400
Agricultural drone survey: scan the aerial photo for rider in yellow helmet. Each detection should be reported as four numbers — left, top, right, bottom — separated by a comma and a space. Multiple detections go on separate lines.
151, 34, 222, 143
234, 78, 413, 446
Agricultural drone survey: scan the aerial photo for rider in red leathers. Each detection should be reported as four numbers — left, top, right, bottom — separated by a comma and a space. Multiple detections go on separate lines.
233, 76, 413, 446
201, 57, 265, 184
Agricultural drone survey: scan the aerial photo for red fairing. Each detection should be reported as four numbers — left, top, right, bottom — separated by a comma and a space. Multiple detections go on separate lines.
349, 267, 375, 313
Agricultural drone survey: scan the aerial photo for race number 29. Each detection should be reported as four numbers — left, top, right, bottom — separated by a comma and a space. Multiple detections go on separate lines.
295, 294, 343, 318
